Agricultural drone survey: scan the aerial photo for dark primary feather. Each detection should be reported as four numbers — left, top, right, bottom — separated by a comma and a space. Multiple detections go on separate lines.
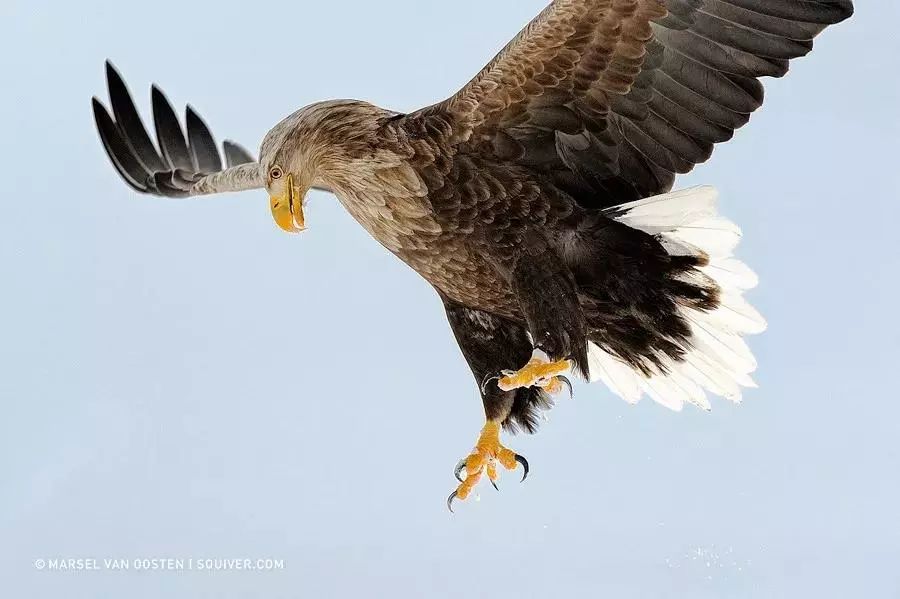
151, 85, 194, 172
92, 61, 255, 198
105, 63, 167, 174
421, 0, 854, 207
223, 141, 255, 168
186, 106, 223, 174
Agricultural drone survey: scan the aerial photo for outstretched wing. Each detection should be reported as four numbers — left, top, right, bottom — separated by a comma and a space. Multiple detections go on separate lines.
421, 0, 853, 206
92, 61, 264, 198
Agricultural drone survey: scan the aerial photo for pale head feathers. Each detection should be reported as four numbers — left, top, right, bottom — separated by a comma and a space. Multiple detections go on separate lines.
259, 100, 396, 193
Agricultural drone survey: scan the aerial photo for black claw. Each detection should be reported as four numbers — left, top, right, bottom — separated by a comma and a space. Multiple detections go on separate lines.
515, 454, 530, 482
558, 375, 574, 399
454, 459, 467, 483
447, 491, 458, 513
480, 373, 500, 394
490, 478, 500, 492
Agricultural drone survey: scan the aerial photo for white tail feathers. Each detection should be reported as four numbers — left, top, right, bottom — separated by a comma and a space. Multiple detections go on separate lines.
700, 257, 759, 290
589, 186, 766, 411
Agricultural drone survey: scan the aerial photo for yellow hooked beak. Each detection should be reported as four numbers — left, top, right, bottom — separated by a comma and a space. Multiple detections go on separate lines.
269, 174, 306, 233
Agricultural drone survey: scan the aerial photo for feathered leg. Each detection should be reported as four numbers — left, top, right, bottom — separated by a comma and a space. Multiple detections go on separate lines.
442, 299, 561, 511
497, 236, 590, 390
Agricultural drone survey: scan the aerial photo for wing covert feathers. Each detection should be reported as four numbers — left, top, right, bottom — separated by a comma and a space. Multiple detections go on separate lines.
425, 0, 853, 204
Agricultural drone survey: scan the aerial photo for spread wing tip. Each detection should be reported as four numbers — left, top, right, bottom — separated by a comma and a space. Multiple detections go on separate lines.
92, 61, 258, 198
92, 95, 152, 193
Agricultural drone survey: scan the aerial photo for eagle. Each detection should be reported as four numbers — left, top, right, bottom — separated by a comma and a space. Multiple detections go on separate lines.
92, 0, 853, 510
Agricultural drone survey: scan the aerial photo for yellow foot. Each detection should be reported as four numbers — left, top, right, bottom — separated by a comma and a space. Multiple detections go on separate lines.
497, 351, 573, 393
447, 421, 528, 512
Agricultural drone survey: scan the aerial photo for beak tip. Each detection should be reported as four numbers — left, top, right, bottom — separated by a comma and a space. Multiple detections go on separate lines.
269, 188, 307, 234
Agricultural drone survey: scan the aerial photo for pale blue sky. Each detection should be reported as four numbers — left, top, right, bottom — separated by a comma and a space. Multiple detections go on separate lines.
1, 1, 898, 597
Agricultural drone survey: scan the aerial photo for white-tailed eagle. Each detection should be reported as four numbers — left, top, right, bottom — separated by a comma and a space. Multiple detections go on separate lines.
92, 0, 854, 510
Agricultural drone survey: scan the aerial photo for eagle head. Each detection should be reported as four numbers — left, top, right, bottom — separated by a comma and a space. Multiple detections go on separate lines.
259, 100, 392, 233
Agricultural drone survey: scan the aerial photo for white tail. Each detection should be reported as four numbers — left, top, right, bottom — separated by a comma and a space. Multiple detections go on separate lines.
588, 186, 766, 411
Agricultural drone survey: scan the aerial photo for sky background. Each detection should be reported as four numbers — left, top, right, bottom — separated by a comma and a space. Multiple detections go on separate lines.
1, 1, 898, 597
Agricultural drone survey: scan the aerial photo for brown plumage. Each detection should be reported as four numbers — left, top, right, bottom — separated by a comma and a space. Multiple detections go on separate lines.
92, 0, 853, 506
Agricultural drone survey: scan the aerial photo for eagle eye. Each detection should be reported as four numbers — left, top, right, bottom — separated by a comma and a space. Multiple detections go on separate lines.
269, 166, 284, 180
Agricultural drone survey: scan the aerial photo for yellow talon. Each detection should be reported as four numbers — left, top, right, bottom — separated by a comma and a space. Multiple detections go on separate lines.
497, 355, 572, 392
448, 421, 529, 511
